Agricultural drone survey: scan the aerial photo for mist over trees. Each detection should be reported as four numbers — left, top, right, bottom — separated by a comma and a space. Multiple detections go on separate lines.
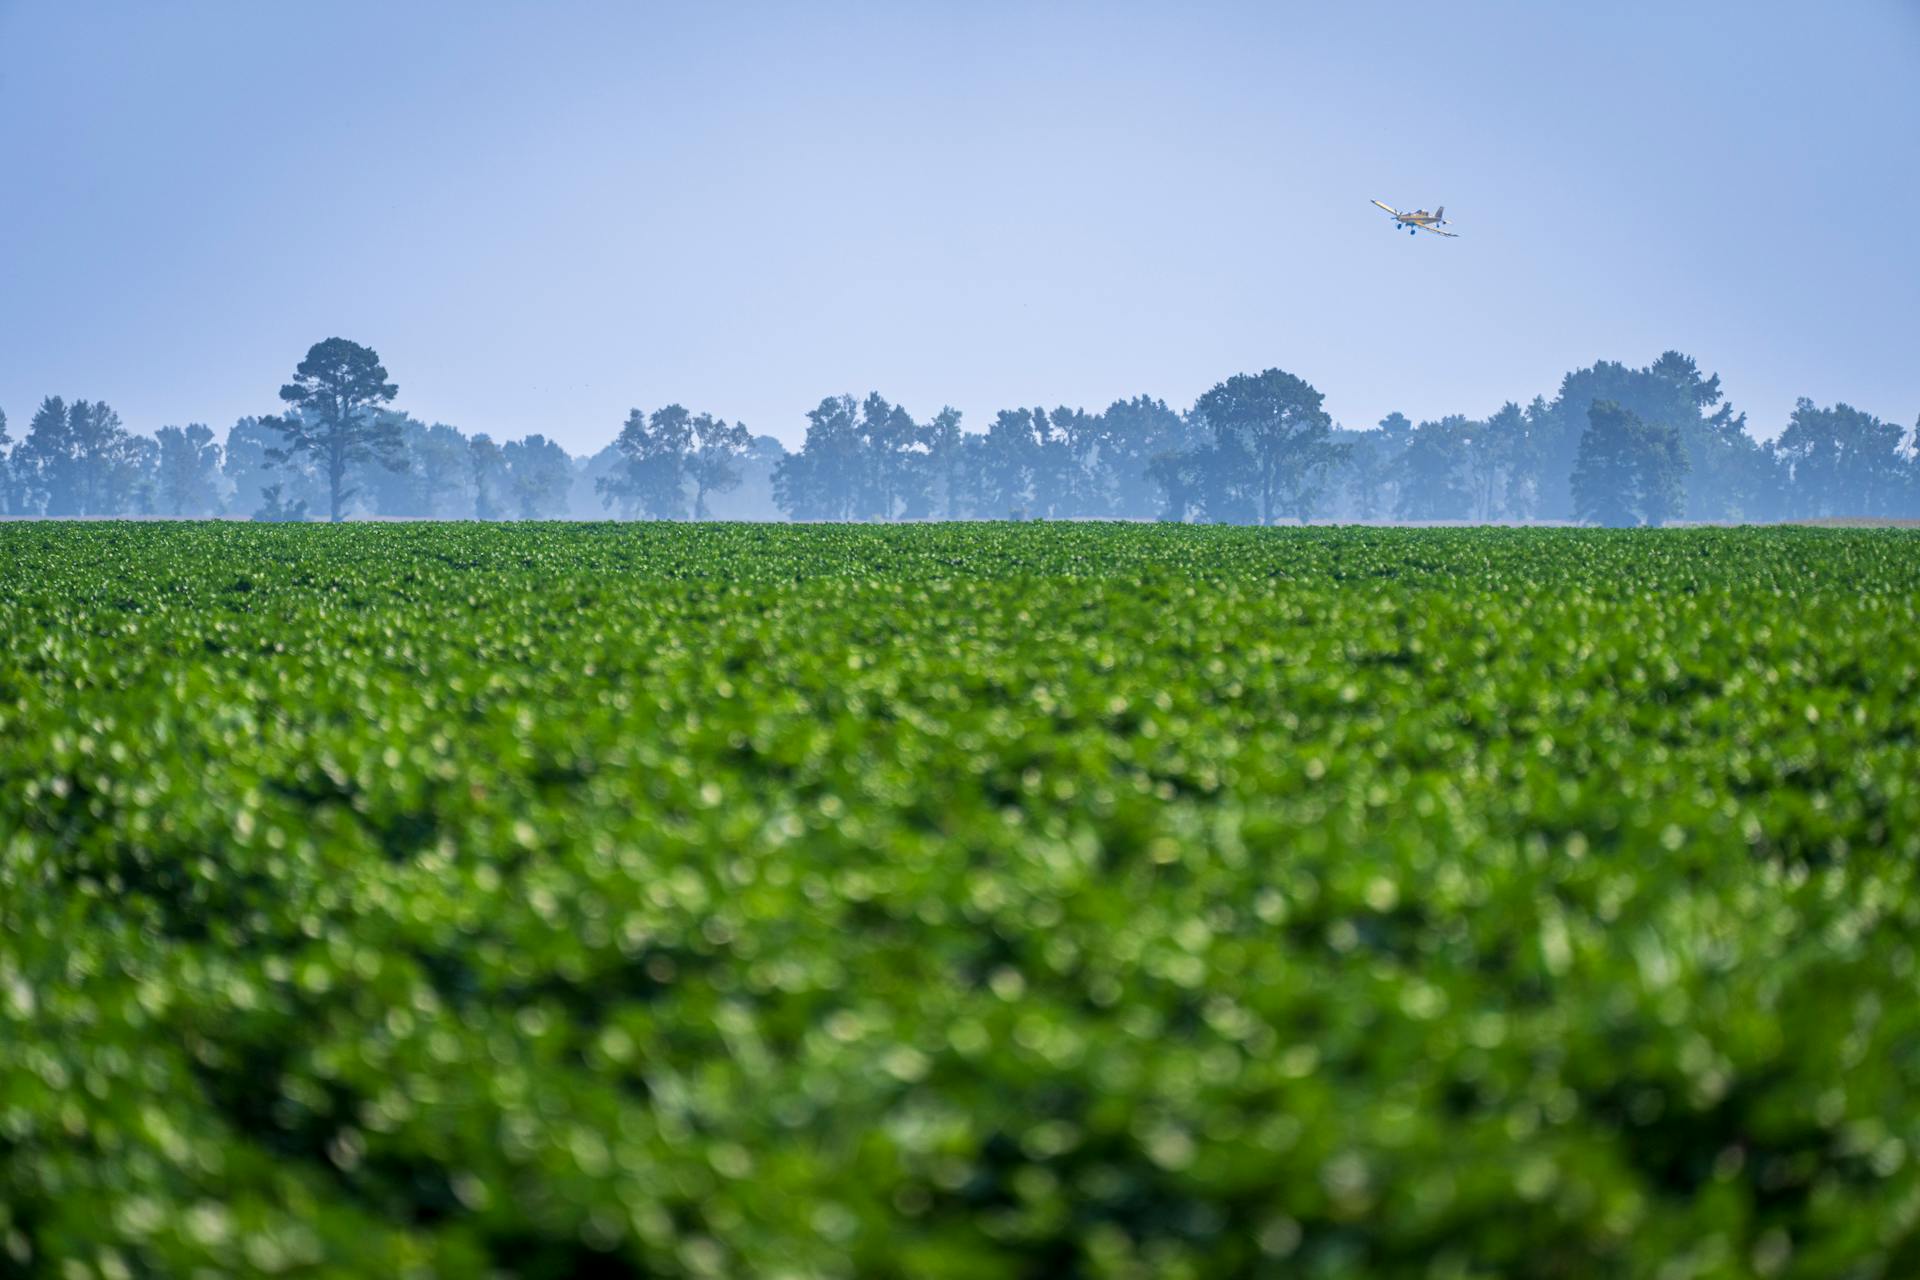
1571, 401, 1688, 528
3, 339, 1916, 523
596, 405, 753, 519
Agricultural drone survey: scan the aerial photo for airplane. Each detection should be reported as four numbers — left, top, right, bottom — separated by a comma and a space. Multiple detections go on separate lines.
1372, 200, 1457, 237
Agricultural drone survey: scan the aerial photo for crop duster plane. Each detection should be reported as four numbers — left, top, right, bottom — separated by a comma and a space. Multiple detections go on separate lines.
1372, 200, 1457, 237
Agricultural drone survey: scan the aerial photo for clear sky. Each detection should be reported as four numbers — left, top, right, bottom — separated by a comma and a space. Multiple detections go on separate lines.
2, 0, 1916, 453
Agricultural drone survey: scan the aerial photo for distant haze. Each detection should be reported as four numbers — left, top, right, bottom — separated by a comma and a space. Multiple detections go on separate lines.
2, 0, 1916, 452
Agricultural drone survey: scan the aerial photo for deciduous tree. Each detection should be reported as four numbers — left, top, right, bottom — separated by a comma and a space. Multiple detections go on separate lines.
598, 405, 695, 518
155, 423, 224, 515
1571, 400, 1687, 527
1396, 417, 1475, 521
502, 434, 574, 519
14, 397, 148, 515
773, 396, 864, 520
469, 434, 504, 519
686, 414, 752, 519
1774, 400, 1908, 517
1095, 396, 1190, 519
1192, 369, 1347, 524
978, 408, 1043, 518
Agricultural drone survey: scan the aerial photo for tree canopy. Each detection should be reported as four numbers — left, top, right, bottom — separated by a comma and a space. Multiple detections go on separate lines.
3, 343, 1915, 524
1571, 400, 1689, 527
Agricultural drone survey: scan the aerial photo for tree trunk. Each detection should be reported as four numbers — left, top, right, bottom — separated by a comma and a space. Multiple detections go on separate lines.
330, 396, 347, 522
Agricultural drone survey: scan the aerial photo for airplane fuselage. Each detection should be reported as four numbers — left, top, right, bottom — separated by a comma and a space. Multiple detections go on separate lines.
1372, 199, 1457, 236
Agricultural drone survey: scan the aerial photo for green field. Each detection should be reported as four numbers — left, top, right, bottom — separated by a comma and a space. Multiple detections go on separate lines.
3, 523, 1919, 1278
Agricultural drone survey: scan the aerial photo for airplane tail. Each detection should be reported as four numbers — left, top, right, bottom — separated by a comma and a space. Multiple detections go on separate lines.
1435, 205, 1445, 224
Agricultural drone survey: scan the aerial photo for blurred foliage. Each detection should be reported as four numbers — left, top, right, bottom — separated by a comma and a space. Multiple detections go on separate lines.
2, 522, 1919, 1278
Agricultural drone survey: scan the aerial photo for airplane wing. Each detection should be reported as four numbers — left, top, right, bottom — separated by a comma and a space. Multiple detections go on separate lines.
1414, 222, 1458, 237
1370, 199, 1401, 216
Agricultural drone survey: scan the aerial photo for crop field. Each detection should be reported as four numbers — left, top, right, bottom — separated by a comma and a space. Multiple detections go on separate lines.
2, 523, 1919, 1279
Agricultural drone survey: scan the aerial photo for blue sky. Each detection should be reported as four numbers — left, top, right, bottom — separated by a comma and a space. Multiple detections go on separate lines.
2, 0, 1915, 453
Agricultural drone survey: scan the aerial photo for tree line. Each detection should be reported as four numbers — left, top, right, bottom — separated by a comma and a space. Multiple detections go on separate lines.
2, 338, 1914, 525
